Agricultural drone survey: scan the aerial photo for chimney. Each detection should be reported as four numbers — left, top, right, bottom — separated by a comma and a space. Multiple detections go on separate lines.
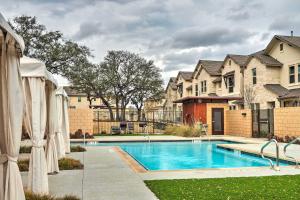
291, 30, 294, 37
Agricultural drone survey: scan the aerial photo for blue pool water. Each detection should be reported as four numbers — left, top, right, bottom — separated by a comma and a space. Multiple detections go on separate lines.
82, 141, 289, 170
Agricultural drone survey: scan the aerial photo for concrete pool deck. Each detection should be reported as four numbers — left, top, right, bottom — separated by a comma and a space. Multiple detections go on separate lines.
21, 147, 157, 200
20, 135, 300, 199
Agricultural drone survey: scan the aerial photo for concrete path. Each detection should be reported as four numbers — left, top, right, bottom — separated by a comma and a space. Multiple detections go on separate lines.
22, 147, 157, 200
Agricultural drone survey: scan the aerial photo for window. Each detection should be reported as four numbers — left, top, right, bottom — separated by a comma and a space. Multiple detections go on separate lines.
201, 81, 207, 93
195, 84, 199, 96
178, 84, 183, 97
78, 97, 81, 102
229, 59, 231, 66
280, 43, 284, 51
227, 76, 234, 93
298, 65, 300, 82
218, 82, 221, 88
252, 68, 257, 85
289, 66, 295, 84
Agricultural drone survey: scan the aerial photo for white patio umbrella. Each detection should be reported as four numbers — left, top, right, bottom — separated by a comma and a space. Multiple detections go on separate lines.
20, 56, 59, 194
0, 13, 26, 200
55, 87, 66, 159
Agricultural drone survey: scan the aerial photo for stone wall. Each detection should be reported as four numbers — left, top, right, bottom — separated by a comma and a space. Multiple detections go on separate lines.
274, 107, 300, 137
225, 109, 252, 137
68, 108, 94, 134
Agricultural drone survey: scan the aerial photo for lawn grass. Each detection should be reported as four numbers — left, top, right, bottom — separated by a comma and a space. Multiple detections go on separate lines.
145, 175, 300, 200
25, 191, 80, 200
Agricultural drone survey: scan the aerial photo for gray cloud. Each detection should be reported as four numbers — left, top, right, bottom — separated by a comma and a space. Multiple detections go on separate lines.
170, 27, 255, 48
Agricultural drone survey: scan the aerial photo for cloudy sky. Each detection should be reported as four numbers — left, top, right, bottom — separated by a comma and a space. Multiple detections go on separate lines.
1, 0, 299, 84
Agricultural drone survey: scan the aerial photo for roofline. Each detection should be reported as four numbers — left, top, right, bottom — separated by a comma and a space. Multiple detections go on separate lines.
193, 59, 222, 79
244, 53, 283, 68
173, 96, 243, 103
221, 54, 248, 68
176, 71, 193, 82
265, 35, 300, 54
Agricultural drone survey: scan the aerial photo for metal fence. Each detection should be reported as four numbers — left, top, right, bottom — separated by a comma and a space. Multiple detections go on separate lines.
93, 110, 182, 134
252, 109, 274, 138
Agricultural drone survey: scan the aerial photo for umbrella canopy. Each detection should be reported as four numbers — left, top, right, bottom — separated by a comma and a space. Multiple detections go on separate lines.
0, 13, 24, 54
0, 13, 25, 200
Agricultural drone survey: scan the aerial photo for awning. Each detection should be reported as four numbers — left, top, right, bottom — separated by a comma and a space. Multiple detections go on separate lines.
0, 13, 25, 54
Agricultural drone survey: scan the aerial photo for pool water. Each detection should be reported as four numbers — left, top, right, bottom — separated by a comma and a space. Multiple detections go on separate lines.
83, 141, 289, 170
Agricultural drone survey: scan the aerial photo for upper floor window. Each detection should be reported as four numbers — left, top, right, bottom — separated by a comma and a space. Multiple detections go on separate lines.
252, 68, 257, 85
201, 81, 207, 93
280, 43, 284, 52
228, 76, 234, 93
78, 97, 81, 102
298, 65, 300, 82
195, 84, 199, 96
289, 66, 295, 84
229, 59, 231, 66
178, 84, 183, 97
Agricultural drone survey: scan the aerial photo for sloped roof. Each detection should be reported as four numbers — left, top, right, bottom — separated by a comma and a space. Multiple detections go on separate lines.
165, 77, 177, 92
265, 35, 300, 53
212, 76, 222, 83
264, 84, 289, 96
177, 71, 193, 81
279, 88, 300, 99
223, 54, 249, 67
65, 87, 87, 97
246, 50, 283, 67
193, 60, 223, 78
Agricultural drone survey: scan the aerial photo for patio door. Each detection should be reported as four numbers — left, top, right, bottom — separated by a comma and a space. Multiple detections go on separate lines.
212, 108, 224, 135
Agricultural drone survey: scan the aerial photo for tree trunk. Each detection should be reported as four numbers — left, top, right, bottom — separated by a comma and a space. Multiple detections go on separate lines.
137, 108, 142, 121
115, 97, 120, 121
100, 96, 114, 121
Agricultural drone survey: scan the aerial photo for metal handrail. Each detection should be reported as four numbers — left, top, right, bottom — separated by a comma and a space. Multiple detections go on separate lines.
260, 139, 280, 171
283, 137, 300, 168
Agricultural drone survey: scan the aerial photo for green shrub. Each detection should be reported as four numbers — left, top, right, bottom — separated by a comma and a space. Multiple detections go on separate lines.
165, 125, 201, 137
18, 158, 84, 172
20, 146, 32, 154
25, 191, 80, 200
58, 158, 84, 170
18, 159, 30, 172
70, 145, 86, 152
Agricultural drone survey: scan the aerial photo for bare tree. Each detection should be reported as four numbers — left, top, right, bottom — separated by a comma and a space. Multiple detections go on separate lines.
244, 84, 256, 109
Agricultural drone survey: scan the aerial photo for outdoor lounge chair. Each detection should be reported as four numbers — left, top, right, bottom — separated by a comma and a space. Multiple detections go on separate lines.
111, 126, 121, 134
127, 122, 134, 133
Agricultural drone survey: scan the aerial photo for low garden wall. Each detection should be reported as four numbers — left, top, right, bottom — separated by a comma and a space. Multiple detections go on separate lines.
274, 107, 300, 137
68, 108, 94, 134
225, 109, 252, 137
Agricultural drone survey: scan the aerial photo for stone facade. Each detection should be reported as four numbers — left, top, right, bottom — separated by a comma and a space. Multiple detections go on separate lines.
68, 108, 94, 134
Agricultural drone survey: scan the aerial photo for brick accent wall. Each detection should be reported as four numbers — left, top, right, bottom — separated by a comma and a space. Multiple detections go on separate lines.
274, 107, 300, 137
68, 108, 94, 134
225, 109, 252, 137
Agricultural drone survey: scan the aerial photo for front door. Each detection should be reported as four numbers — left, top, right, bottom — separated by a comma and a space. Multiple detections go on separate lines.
212, 108, 224, 135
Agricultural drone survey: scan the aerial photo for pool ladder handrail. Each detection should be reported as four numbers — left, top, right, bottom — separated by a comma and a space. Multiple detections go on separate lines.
260, 139, 280, 171
283, 137, 300, 168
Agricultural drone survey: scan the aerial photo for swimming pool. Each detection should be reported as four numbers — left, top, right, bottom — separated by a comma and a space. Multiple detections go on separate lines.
82, 141, 289, 170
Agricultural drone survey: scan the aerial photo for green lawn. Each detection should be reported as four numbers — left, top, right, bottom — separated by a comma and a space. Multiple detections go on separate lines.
145, 175, 300, 200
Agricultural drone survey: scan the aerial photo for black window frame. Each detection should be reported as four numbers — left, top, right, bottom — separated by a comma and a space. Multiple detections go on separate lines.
201, 81, 207, 93
227, 75, 234, 93
195, 84, 199, 96
78, 96, 81, 102
252, 68, 257, 85
289, 65, 295, 84
280, 43, 284, 51
298, 64, 300, 82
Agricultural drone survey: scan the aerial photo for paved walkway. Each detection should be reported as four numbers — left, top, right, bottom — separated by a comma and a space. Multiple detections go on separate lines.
21, 147, 157, 200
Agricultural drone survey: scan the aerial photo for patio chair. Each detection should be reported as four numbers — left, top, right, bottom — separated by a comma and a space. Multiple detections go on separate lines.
120, 121, 127, 134
127, 122, 134, 134
111, 126, 121, 135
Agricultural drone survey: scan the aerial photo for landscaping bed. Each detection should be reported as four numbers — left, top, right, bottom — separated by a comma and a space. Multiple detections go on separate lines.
18, 158, 84, 172
25, 191, 79, 200
145, 175, 300, 200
